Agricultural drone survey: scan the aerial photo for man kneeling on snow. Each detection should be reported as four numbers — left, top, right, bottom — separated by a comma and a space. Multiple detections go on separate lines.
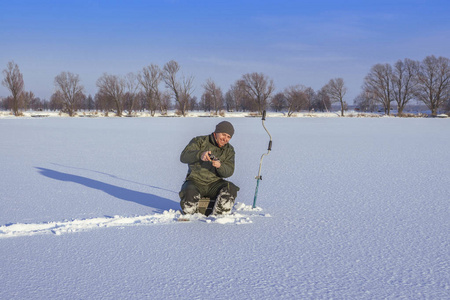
179, 121, 239, 215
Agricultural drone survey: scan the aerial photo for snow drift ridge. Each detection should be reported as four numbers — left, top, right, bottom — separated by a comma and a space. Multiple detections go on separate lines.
0, 203, 269, 238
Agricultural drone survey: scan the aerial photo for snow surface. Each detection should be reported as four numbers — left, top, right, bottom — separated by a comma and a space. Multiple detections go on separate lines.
1, 116, 449, 299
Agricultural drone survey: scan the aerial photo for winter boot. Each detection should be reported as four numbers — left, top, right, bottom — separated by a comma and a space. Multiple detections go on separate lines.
212, 187, 236, 215
180, 193, 200, 214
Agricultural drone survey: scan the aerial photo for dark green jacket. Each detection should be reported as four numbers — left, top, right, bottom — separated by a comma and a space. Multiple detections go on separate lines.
180, 134, 235, 185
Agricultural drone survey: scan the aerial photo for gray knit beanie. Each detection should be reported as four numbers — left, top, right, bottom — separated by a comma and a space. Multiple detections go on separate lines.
214, 121, 234, 137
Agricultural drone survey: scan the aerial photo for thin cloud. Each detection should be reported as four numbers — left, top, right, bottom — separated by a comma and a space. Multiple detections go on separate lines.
191, 56, 283, 72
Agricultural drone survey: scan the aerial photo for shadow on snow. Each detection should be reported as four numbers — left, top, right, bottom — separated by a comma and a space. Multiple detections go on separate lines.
49, 162, 179, 195
35, 167, 180, 213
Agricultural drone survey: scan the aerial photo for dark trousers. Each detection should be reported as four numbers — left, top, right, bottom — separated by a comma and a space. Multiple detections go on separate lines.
179, 180, 239, 213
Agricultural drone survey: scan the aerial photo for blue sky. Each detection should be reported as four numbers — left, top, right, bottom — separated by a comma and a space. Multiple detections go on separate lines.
1, 0, 449, 102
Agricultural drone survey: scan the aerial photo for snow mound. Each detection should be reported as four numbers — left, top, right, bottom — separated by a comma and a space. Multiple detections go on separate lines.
177, 213, 253, 224
0, 203, 269, 238
234, 202, 263, 212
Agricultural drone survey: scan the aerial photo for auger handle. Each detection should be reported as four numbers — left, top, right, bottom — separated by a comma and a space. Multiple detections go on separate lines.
262, 110, 272, 151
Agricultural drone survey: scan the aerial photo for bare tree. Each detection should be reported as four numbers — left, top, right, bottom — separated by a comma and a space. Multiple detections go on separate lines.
270, 92, 286, 112
392, 58, 419, 115
364, 64, 393, 115
2, 61, 24, 116
179, 75, 195, 114
162, 60, 194, 116
96, 73, 125, 116
138, 64, 162, 116
202, 78, 223, 114
324, 78, 347, 116
415, 55, 450, 116
189, 96, 198, 111
22, 91, 32, 110
304, 87, 316, 111
284, 85, 308, 116
353, 91, 377, 112
94, 91, 113, 114
200, 91, 212, 112
27, 93, 41, 111
241, 72, 275, 114
314, 87, 331, 112
22, 91, 41, 111
227, 80, 248, 112
123, 72, 139, 115
159, 91, 171, 114
50, 91, 63, 111
85, 95, 95, 111
224, 90, 235, 112
54, 72, 85, 116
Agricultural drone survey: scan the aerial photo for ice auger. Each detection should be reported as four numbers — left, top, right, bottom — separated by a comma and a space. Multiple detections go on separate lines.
252, 110, 272, 209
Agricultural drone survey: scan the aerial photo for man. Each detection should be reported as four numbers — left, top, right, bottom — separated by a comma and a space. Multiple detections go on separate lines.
179, 121, 239, 215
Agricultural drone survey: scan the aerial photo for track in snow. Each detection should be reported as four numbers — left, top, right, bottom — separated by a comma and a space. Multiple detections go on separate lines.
0, 203, 270, 238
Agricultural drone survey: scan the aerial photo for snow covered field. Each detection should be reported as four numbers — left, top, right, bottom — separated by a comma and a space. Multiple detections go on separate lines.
1, 116, 449, 299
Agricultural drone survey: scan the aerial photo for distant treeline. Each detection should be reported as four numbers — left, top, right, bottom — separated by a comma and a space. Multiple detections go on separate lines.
2, 55, 450, 117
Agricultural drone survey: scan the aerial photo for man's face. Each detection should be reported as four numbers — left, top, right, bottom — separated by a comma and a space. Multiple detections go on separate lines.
215, 132, 231, 148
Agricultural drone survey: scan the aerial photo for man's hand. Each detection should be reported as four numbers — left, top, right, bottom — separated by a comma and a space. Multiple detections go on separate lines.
211, 160, 221, 168
201, 151, 221, 168
201, 151, 212, 161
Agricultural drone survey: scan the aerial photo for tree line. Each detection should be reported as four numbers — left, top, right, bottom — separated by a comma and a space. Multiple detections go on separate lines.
2, 55, 450, 117
356, 56, 450, 116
